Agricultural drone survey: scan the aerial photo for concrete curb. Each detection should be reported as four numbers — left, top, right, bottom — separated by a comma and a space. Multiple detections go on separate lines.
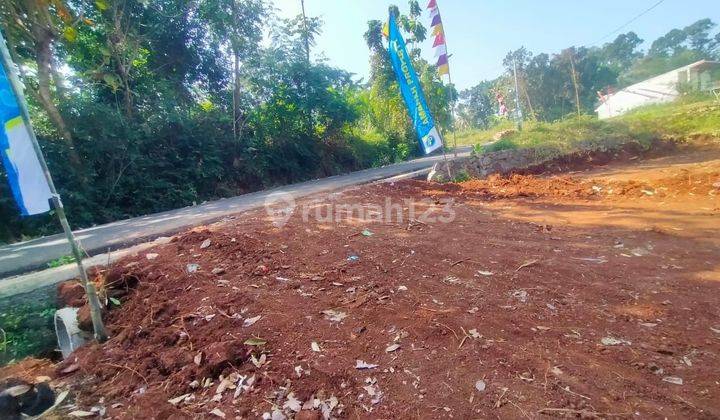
0, 239, 166, 298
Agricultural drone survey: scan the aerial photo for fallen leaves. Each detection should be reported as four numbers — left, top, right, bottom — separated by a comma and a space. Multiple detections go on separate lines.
363, 378, 383, 405
243, 315, 262, 327
516, 259, 539, 272
321, 309, 348, 322
601, 337, 631, 346
283, 393, 302, 412
69, 410, 95, 418
385, 343, 401, 353
662, 376, 683, 385
511, 290, 528, 303
250, 353, 267, 368
209, 408, 225, 418
244, 337, 267, 346
355, 360, 379, 370
168, 393, 191, 406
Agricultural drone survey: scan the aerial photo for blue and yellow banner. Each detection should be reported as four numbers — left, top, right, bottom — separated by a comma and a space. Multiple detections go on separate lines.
387, 14, 442, 155
1, 49, 52, 215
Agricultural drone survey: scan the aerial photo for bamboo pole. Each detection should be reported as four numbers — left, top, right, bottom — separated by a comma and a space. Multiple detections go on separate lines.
432, 2, 458, 157
0, 31, 108, 342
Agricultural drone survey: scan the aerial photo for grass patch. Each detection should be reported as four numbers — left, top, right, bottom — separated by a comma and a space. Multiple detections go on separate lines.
47, 254, 76, 268
453, 97, 720, 157
0, 297, 58, 365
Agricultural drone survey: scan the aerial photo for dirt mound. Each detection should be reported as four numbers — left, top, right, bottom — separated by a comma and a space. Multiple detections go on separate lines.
55, 144, 720, 419
452, 167, 720, 202
519, 139, 680, 176
458, 174, 596, 200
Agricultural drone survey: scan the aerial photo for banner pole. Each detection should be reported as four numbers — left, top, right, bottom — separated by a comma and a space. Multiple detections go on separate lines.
434, 2, 458, 158
447, 71, 458, 158
0, 31, 108, 342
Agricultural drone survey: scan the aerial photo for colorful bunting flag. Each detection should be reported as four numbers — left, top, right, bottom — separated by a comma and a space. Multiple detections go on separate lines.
430, 14, 442, 27
427, 0, 450, 78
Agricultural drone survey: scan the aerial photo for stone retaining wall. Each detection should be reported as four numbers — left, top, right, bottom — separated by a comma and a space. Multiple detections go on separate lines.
429, 147, 555, 182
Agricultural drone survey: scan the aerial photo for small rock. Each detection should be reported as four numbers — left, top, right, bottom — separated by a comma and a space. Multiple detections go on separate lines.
200, 239, 212, 249
211, 267, 226, 275
475, 380, 486, 392
145, 253, 159, 260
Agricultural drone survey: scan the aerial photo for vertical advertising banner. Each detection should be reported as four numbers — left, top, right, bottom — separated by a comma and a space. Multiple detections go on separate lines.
0, 58, 52, 215
387, 14, 443, 155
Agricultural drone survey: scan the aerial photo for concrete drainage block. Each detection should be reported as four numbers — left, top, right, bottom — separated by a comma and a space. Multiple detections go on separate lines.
54, 307, 88, 358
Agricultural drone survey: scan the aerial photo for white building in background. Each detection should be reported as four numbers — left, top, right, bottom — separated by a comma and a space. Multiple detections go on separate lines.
595, 60, 720, 119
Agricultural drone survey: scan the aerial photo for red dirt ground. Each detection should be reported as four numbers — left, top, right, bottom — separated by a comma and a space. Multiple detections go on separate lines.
7, 139, 720, 419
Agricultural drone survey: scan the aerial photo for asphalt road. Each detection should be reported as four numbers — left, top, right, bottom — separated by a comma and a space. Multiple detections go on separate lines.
0, 148, 470, 278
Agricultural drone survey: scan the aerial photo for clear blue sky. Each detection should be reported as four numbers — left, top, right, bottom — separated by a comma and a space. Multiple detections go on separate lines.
272, 0, 720, 91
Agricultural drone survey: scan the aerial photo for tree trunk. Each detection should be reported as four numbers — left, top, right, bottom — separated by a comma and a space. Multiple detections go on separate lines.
569, 53, 581, 116
232, 50, 239, 142
520, 77, 536, 120
50, 54, 67, 101
34, 32, 82, 168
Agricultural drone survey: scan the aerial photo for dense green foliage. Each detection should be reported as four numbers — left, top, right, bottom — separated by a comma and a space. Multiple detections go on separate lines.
458, 19, 720, 129
0, 294, 57, 365
0, 1, 453, 243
